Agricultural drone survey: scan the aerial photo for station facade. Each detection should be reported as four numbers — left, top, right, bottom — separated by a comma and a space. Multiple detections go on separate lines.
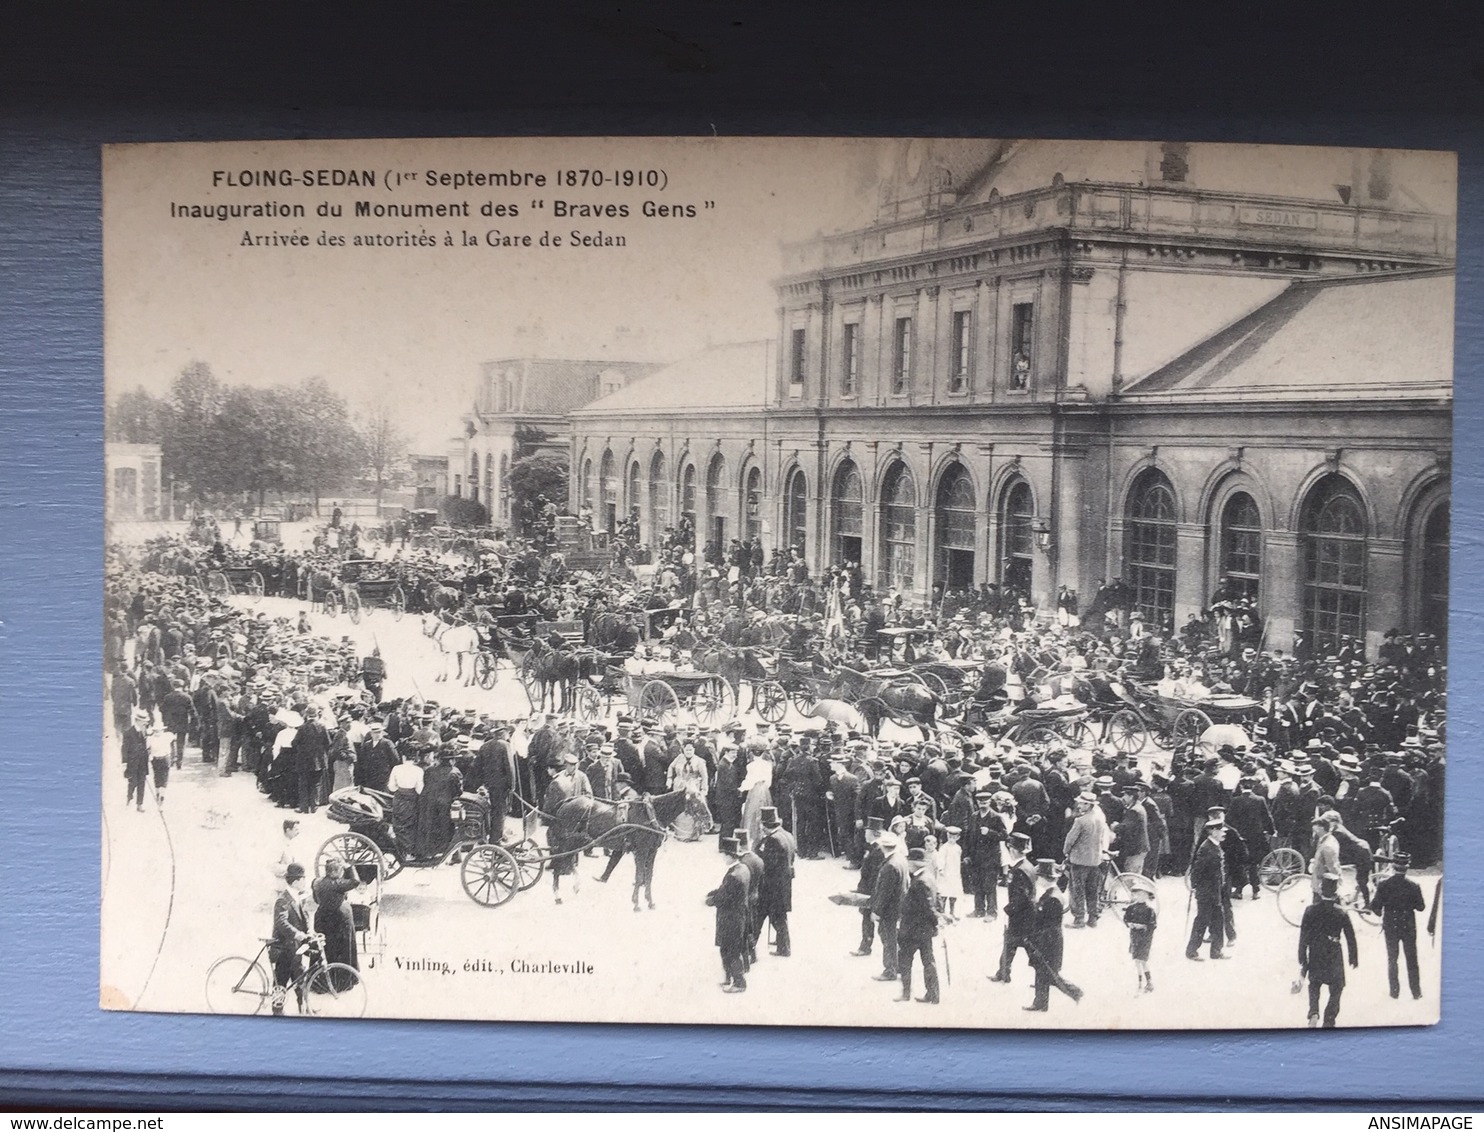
569, 143, 1454, 658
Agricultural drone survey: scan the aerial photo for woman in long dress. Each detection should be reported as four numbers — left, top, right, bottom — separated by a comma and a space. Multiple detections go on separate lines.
739, 751, 774, 848
386, 750, 424, 854
311, 858, 362, 986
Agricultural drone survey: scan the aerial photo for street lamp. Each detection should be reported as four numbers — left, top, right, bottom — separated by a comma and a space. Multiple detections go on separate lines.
1032, 517, 1054, 553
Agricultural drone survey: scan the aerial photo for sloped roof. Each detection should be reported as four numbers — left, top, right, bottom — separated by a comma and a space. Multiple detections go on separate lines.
572, 341, 772, 414
479, 358, 666, 417
1121, 271, 1453, 401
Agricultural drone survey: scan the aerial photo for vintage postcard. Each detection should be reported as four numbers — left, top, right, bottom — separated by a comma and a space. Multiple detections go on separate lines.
103, 137, 1452, 1028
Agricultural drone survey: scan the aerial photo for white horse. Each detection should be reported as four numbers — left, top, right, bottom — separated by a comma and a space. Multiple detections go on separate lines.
423, 615, 482, 685
798, 697, 867, 733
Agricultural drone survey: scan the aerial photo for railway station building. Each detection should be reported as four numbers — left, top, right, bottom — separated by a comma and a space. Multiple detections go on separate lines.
568, 141, 1454, 658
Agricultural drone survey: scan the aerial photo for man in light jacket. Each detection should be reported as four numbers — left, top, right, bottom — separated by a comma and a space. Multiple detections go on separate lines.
1062, 792, 1107, 928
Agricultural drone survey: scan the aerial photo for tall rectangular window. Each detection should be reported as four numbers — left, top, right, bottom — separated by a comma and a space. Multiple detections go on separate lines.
892, 316, 912, 394
790, 327, 807, 386
1010, 302, 1034, 389
841, 322, 859, 396
950, 309, 972, 392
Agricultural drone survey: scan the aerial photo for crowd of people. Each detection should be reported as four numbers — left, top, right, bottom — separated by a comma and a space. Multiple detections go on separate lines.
106, 510, 1447, 1024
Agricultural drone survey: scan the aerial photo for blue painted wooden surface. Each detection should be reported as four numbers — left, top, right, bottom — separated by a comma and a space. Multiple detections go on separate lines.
1, 7, 1482, 1108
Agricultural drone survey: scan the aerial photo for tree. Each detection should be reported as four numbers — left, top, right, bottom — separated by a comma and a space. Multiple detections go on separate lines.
508, 453, 568, 533
285, 377, 366, 510
106, 386, 172, 444
165, 361, 225, 500
359, 399, 409, 514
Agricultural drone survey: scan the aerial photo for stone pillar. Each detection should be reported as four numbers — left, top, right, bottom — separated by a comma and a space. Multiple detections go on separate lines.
1054, 454, 1084, 602
1366, 538, 1406, 661
1262, 530, 1299, 655
1174, 522, 1206, 635
914, 442, 934, 605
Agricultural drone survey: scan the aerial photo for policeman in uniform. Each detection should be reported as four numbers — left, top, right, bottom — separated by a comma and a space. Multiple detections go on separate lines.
1369, 851, 1426, 999
1298, 872, 1359, 1027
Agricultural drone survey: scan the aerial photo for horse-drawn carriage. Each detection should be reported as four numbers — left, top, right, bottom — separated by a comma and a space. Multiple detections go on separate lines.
1090, 685, 1265, 755
203, 564, 267, 602
622, 669, 737, 729
251, 515, 282, 544
338, 559, 408, 621
318, 785, 529, 908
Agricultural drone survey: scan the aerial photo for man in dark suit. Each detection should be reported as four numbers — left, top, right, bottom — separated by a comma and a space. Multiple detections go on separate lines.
1370, 852, 1426, 1000
270, 863, 313, 1015
962, 790, 1006, 918
758, 807, 797, 957
1298, 872, 1359, 1027
870, 832, 908, 982
355, 721, 399, 794
713, 747, 744, 851
1025, 861, 1080, 1011
159, 680, 194, 769
1186, 819, 1229, 961
734, 829, 765, 967
192, 677, 221, 765
851, 818, 886, 958
896, 847, 942, 1004
291, 705, 332, 814
1227, 777, 1275, 899
706, 837, 751, 992
990, 831, 1037, 984
827, 756, 861, 865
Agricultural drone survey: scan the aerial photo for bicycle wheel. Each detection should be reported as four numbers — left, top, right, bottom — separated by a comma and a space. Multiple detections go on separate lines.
1276, 874, 1313, 928
303, 963, 367, 1018
204, 955, 271, 1015
1099, 869, 1136, 913
1259, 847, 1306, 891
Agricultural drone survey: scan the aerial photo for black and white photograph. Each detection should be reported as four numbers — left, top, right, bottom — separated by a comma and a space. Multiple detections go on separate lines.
101, 136, 1453, 1030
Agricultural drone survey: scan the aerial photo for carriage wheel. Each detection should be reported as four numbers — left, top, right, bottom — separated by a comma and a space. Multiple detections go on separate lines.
322, 590, 340, 618
204, 570, 229, 597
638, 680, 680, 727
917, 672, 949, 698
790, 686, 818, 713
1259, 847, 1306, 891
755, 681, 788, 724
476, 650, 499, 691
574, 683, 603, 722
1107, 708, 1148, 755
245, 571, 265, 603
511, 841, 546, 892
344, 587, 362, 625
1276, 873, 1313, 928
694, 678, 736, 727
1063, 719, 1098, 750
317, 831, 401, 882
460, 844, 519, 907
1172, 708, 1213, 750
389, 586, 406, 621
1017, 726, 1061, 759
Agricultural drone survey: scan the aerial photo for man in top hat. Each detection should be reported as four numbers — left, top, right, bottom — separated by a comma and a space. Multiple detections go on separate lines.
705, 837, 752, 993
758, 806, 797, 957
990, 831, 1038, 985
467, 721, 515, 841
851, 817, 887, 959
896, 847, 943, 1004
732, 829, 765, 968
870, 831, 909, 982
1369, 851, 1427, 1000
1186, 817, 1229, 961
1297, 872, 1359, 1027
1025, 860, 1082, 1012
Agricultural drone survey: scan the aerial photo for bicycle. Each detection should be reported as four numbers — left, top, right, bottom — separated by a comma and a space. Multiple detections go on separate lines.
204, 933, 367, 1018
1097, 856, 1159, 917
1275, 865, 1380, 929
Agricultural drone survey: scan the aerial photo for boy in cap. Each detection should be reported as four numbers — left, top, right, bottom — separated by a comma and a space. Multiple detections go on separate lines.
1123, 885, 1157, 993
1297, 872, 1359, 1027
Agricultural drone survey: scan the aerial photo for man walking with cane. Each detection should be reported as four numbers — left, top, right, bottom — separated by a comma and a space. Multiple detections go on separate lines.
1024, 860, 1083, 1012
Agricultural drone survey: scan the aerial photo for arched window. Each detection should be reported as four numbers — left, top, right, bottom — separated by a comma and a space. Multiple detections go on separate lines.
679, 463, 697, 537
1420, 501, 1449, 640
743, 466, 763, 542
831, 460, 864, 566
784, 469, 808, 554
1125, 470, 1177, 628
1000, 478, 1034, 595
935, 463, 977, 592
705, 454, 728, 549
879, 462, 917, 594
1219, 491, 1262, 603
1301, 475, 1367, 653
599, 451, 618, 534
626, 461, 641, 525
470, 453, 481, 503
648, 450, 670, 545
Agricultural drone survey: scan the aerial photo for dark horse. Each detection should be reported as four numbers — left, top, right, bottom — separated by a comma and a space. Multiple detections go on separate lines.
545, 787, 708, 911
855, 683, 943, 741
